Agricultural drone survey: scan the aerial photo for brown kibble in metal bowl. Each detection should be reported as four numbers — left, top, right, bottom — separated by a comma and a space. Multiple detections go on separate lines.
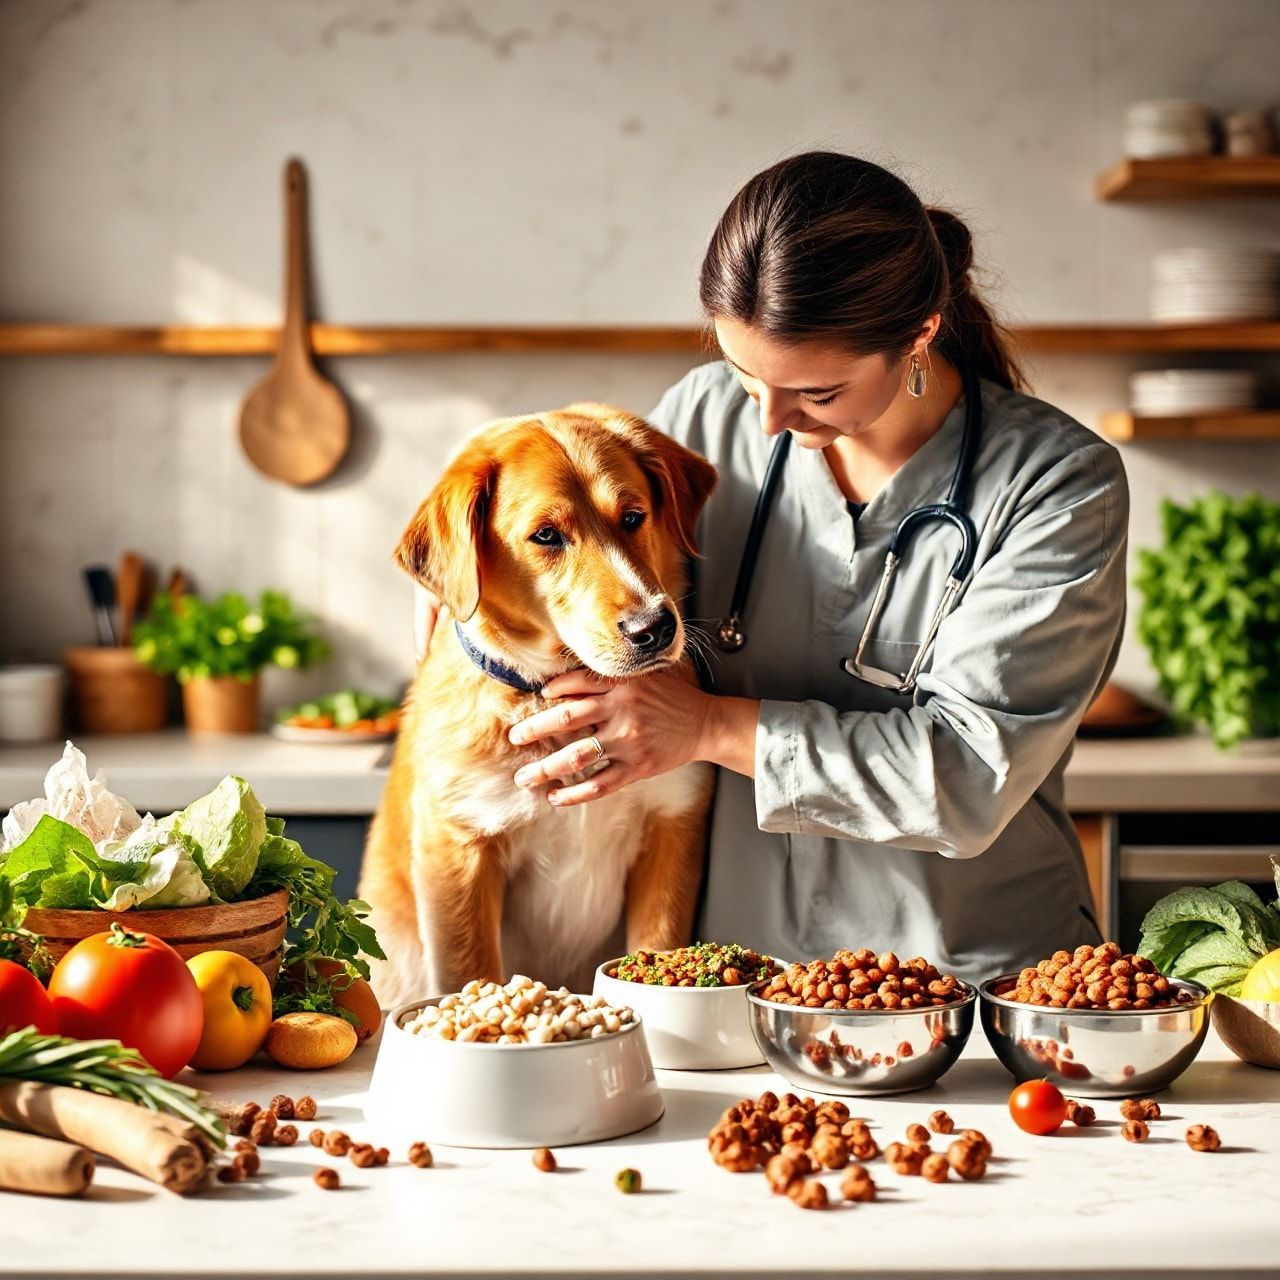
410, 1142, 435, 1168
1185, 1124, 1221, 1152
313, 1167, 341, 1190
1122, 1119, 1150, 1143
921, 1152, 951, 1183
294, 1095, 318, 1121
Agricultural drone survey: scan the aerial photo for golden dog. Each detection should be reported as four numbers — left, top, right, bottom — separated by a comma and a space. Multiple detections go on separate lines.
359, 403, 718, 1006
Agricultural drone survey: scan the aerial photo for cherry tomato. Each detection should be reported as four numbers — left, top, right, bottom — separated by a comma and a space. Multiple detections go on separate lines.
1009, 1079, 1068, 1135
48, 924, 203, 1078
0, 958, 57, 1035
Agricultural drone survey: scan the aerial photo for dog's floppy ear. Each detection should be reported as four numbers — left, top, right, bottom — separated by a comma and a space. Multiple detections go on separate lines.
395, 446, 494, 622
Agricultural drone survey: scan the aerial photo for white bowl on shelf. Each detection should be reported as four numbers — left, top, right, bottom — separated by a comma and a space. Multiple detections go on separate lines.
593, 959, 766, 1070
363, 996, 664, 1149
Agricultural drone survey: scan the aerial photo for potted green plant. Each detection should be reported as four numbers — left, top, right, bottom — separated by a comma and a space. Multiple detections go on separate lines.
1135, 490, 1280, 750
133, 590, 329, 733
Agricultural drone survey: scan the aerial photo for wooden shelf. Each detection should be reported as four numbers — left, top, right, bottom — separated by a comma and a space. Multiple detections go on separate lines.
1095, 155, 1280, 200
3, 321, 1280, 358
1099, 410, 1280, 441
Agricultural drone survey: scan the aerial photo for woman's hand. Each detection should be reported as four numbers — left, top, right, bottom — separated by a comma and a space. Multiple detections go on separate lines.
509, 668, 725, 806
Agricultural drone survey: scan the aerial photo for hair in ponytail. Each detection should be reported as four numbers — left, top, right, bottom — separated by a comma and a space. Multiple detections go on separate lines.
698, 152, 1025, 391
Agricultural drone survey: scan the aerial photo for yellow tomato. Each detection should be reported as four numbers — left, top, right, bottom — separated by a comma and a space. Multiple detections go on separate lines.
185, 951, 273, 1072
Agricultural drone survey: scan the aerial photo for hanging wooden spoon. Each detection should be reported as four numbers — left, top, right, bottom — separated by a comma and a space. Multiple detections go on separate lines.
239, 158, 350, 486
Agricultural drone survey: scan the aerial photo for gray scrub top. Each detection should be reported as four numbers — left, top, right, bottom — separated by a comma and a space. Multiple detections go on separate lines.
647, 361, 1129, 983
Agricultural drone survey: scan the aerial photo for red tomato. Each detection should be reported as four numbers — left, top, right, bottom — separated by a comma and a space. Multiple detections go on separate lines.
0, 958, 57, 1035
1009, 1079, 1068, 1135
48, 924, 203, 1078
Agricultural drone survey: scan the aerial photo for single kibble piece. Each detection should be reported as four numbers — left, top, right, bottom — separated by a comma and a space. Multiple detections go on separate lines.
1066, 1100, 1096, 1127
928, 1110, 954, 1135
249, 1111, 277, 1145
810, 1131, 850, 1170
231, 1101, 261, 1136
313, 1167, 341, 1190
787, 1178, 829, 1210
233, 1150, 260, 1177
322, 1130, 352, 1156
764, 1154, 803, 1194
1185, 1124, 1220, 1152
274, 1124, 299, 1147
349, 1143, 377, 1168
269, 1094, 295, 1120
532, 1148, 557, 1173
921, 1153, 950, 1184
841, 1167, 877, 1202
906, 1122, 931, 1145
1120, 1097, 1160, 1122
216, 1164, 245, 1184
233, 1138, 257, 1154
308, 1128, 326, 1148
294, 1095, 318, 1121
1122, 1119, 1149, 1143
615, 1167, 642, 1194
374, 1147, 390, 1167
959, 1129, 993, 1159
946, 1139, 988, 1181
409, 1142, 434, 1169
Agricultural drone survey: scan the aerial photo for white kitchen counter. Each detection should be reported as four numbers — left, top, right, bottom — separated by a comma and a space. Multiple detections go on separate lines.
4, 1026, 1278, 1279
1, 730, 1278, 816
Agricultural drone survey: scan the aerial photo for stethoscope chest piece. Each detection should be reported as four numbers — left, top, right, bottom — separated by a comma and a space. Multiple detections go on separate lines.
715, 614, 747, 652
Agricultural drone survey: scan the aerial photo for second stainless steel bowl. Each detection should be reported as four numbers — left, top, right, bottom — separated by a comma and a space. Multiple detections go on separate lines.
746, 980, 976, 1096
979, 975, 1210, 1097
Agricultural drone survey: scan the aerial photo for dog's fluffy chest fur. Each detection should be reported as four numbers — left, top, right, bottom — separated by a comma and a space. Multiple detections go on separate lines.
441, 746, 710, 990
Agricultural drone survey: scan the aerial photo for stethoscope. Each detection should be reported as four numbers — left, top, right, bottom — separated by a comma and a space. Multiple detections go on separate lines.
714, 361, 983, 695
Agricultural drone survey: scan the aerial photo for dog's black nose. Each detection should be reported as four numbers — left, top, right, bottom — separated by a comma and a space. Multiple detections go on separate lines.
618, 607, 676, 655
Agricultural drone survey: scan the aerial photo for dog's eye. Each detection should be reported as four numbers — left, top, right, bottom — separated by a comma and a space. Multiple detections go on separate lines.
621, 510, 646, 532
529, 526, 564, 547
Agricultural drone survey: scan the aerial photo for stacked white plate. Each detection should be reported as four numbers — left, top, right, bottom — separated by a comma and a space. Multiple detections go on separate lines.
1151, 247, 1280, 323
1129, 369, 1258, 416
1124, 99, 1215, 158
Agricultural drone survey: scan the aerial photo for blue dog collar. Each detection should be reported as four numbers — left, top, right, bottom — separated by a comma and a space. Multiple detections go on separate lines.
454, 622, 543, 694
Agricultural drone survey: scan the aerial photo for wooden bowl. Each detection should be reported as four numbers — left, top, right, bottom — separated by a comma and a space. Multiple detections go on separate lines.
1211, 994, 1280, 1069
24, 889, 289, 984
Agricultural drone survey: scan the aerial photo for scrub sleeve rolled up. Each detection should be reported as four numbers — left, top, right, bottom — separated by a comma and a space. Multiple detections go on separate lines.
648, 361, 1129, 982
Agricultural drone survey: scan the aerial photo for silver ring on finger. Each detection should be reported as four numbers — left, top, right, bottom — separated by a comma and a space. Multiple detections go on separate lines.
587, 735, 608, 765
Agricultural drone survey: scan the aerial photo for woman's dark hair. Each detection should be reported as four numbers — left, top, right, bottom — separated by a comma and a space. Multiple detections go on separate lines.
698, 151, 1024, 391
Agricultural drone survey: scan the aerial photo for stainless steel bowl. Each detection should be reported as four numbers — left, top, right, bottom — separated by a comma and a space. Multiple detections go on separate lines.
745, 980, 976, 1096
979, 975, 1210, 1097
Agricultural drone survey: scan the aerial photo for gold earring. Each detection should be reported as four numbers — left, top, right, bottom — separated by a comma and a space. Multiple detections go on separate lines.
906, 350, 929, 399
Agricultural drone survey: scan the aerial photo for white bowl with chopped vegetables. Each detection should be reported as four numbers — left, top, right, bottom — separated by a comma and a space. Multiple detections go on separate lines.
593, 943, 779, 1070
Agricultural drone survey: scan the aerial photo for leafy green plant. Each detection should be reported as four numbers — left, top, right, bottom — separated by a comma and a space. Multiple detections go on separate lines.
133, 589, 329, 682
1135, 490, 1280, 749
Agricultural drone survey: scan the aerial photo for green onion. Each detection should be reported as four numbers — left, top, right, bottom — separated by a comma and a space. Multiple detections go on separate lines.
0, 1028, 225, 1148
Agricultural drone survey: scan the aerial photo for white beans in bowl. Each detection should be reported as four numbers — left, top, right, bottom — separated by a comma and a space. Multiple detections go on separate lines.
404, 975, 636, 1045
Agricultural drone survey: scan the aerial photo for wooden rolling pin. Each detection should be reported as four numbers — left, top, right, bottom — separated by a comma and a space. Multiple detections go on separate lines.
0, 1128, 95, 1197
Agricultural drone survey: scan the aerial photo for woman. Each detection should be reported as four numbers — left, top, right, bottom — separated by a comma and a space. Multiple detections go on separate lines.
424, 152, 1129, 981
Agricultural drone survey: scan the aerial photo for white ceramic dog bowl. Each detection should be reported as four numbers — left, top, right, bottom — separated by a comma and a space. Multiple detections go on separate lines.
363, 997, 665, 1148
593, 960, 765, 1070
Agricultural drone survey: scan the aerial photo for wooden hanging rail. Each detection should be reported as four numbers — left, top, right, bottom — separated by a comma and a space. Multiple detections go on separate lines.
2, 321, 1280, 357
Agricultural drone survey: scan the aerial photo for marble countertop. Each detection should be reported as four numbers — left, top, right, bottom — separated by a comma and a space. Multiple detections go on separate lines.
2, 730, 1278, 816
4, 1027, 1277, 1279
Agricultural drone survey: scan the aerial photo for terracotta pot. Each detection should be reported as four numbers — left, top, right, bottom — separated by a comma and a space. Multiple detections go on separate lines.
63, 647, 169, 734
23, 890, 289, 985
182, 674, 261, 734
